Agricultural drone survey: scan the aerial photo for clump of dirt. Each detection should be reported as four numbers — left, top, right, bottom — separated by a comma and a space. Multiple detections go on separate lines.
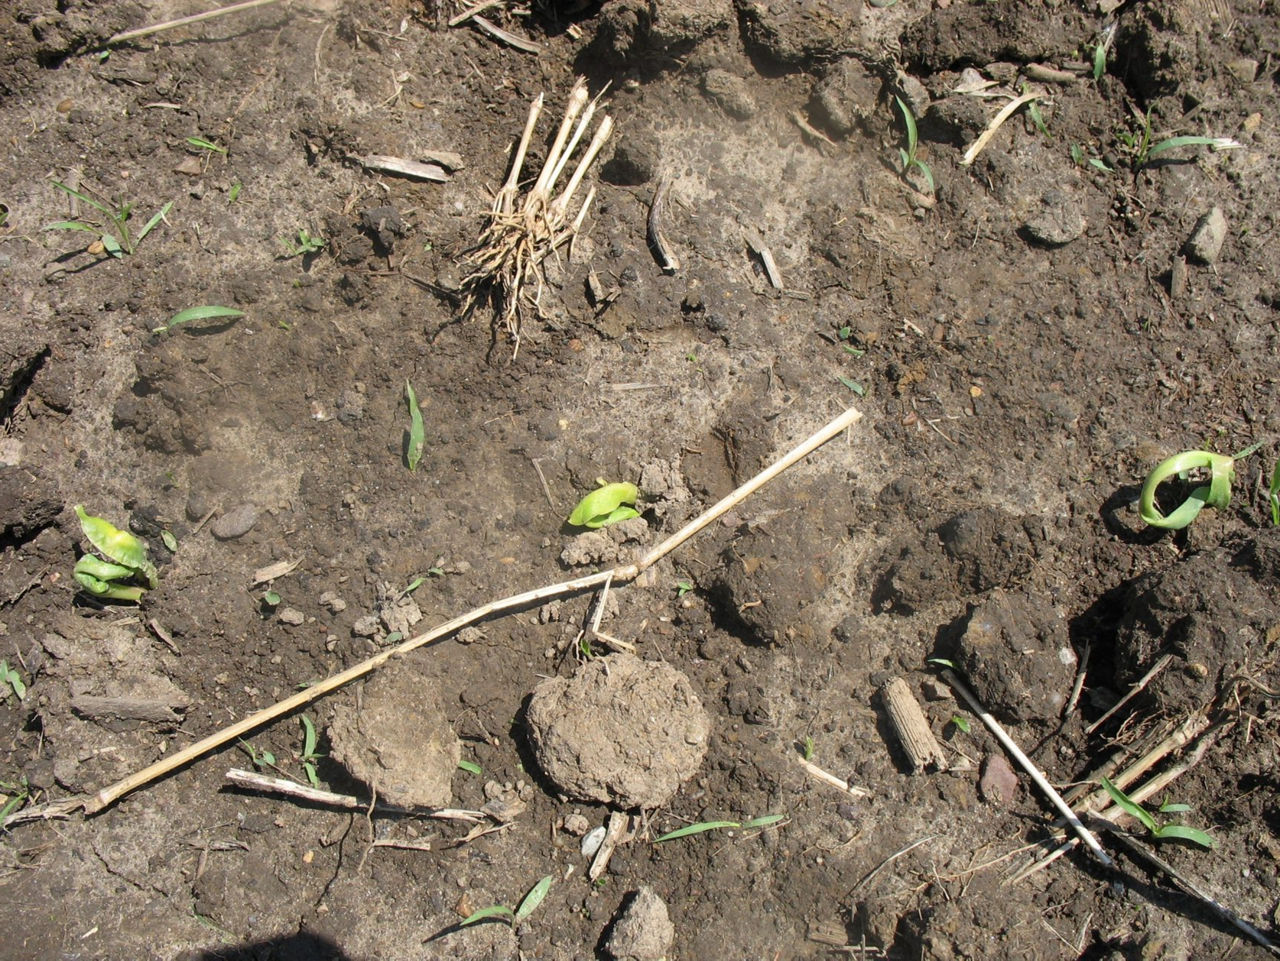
604, 886, 675, 961
328, 665, 460, 808
525, 653, 709, 808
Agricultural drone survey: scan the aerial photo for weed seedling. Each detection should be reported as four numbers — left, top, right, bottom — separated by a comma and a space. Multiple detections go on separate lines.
186, 136, 227, 156
1118, 109, 1242, 170
1138, 443, 1260, 529
404, 380, 425, 471
894, 96, 934, 193
0, 660, 25, 701
1101, 777, 1215, 848
46, 179, 172, 258
568, 481, 640, 529
458, 759, 482, 776
654, 814, 786, 843
73, 505, 158, 602
1269, 460, 1280, 527
460, 875, 553, 927
154, 305, 245, 334
0, 775, 31, 822
238, 739, 278, 772
801, 736, 815, 761
299, 716, 323, 788
281, 227, 325, 258
675, 579, 694, 598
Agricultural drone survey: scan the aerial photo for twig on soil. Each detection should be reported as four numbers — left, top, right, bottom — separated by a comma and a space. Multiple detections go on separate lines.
744, 230, 784, 290
471, 16, 541, 54
448, 0, 507, 26
647, 174, 680, 274
960, 90, 1043, 166
589, 810, 630, 881
1062, 639, 1089, 719
105, 0, 282, 47
360, 155, 450, 183
7, 405, 860, 824
795, 756, 871, 798
223, 768, 487, 821
847, 835, 936, 897
1104, 828, 1280, 956
942, 669, 1112, 867
1085, 654, 1172, 734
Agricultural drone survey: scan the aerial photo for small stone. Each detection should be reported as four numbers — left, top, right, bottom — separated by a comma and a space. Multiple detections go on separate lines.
1226, 58, 1258, 83
604, 887, 675, 961
319, 591, 347, 613
351, 615, 380, 638
978, 754, 1018, 806
701, 68, 756, 119
1023, 190, 1086, 246
211, 503, 258, 540
1184, 206, 1227, 265
561, 813, 590, 836
278, 607, 305, 626
581, 825, 607, 858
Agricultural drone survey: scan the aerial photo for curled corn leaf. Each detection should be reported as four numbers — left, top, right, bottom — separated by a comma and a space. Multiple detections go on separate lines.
1138, 452, 1234, 530
74, 554, 138, 582
73, 569, 146, 602
75, 505, 158, 588
567, 482, 639, 529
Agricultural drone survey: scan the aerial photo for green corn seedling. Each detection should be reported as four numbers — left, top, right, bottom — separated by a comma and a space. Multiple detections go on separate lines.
567, 481, 640, 529
73, 505, 158, 602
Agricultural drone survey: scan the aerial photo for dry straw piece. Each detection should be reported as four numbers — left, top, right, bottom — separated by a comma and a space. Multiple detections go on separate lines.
461, 77, 613, 354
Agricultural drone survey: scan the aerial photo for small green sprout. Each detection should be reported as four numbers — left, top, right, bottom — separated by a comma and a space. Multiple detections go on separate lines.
0, 660, 26, 701
1092, 40, 1107, 81
949, 715, 970, 734
261, 590, 281, 608
154, 304, 245, 334
460, 875, 553, 927
567, 481, 640, 529
186, 136, 227, 155
1024, 87, 1050, 137
675, 579, 694, 598
458, 759, 482, 776
801, 736, 815, 761
404, 380, 425, 471
654, 814, 786, 843
1118, 110, 1242, 170
73, 505, 158, 602
45, 180, 171, 258
160, 529, 178, 552
1138, 448, 1256, 529
239, 739, 278, 771
838, 375, 866, 397
282, 227, 325, 258
0, 776, 31, 822
1101, 777, 1215, 849
299, 715, 323, 788
894, 96, 934, 193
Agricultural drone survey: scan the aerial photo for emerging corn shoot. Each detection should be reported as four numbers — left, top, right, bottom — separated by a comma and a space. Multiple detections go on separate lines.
461, 78, 613, 355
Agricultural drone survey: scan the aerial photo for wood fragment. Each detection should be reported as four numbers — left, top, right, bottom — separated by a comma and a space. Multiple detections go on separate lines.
588, 810, 628, 881
1024, 63, 1079, 84
647, 175, 680, 274
371, 838, 434, 852
448, 0, 506, 27
223, 768, 487, 820
105, 0, 282, 47
418, 149, 466, 171
1085, 653, 1172, 734
942, 669, 1112, 867
252, 558, 301, 586
880, 677, 947, 773
790, 110, 837, 147
796, 755, 871, 798
744, 230, 784, 289
71, 696, 185, 725
471, 16, 541, 54
50, 406, 859, 819
360, 155, 450, 183
148, 618, 179, 655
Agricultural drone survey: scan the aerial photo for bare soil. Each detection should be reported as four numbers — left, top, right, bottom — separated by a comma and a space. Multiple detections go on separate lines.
2, 1, 1280, 959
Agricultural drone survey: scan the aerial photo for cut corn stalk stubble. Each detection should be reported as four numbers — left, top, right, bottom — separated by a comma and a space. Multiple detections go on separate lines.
462, 78, 612, 355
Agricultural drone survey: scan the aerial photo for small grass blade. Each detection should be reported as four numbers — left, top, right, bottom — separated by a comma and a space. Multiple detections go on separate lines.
654, 820, 741, 843
1269, 460, 1280, 526
1157, 801, 1192, 814
44, 220, 99, 234
460, 905, 515, 927
457, 759, 481, 775
1153, 824, 1216, 848
301, 716, 318, 758
135, 201, 173, 245
404, 380, 425, 471
156, 305, 245, 333
741, 814, 786, 829
513, 875, 553, 923
187, 136, 227, 154
1101, 776, 1158, 833
49, 179, 115, 218
894, 96, 918, 154
1147, 135, 1242, 159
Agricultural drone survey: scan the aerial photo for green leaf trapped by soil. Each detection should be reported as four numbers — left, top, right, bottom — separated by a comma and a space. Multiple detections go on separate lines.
567, 482, 640, 529
0, 660, 26, 701
460, 875, 553, 927
457, 759, 482, 775
1138, 450, 1236, 529
404, 380, 425, 471
73, 505, 158, 602
1101, 777, 1215, 848
155, 305, 245, 333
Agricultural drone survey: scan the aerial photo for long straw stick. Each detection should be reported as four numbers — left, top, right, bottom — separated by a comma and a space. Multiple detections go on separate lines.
65, 406, 861, 817
105, 0, 282, 47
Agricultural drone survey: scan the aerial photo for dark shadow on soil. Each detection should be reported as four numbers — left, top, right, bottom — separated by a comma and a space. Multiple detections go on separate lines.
178, 930, 352, 961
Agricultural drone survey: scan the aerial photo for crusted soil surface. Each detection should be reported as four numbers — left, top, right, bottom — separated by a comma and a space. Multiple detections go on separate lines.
2, 1, 1280, 959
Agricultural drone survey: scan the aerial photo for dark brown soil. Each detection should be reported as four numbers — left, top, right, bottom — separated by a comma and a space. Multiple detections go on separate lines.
2, 1, 1280, 959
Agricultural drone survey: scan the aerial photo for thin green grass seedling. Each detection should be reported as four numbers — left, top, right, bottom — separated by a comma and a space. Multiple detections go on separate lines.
0, 660, 26, 701
281, 227, 325, 258
460, 875, 553, 927
458, 759, 482, 775
1139, 442, 1261, 529
46, 179, 171, 258
1118, 109, 1242, 170
186, 136, 227, 156
299, 715, 323, 788
154, 305, 245, 334
238, 739, 278, 773
894, 96, 934, 192
1101, 777, 1215, 848
0, 776, 31, 823
654, 814, 786, 843
801, 736, 815, 761
404, 380, 425, 471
